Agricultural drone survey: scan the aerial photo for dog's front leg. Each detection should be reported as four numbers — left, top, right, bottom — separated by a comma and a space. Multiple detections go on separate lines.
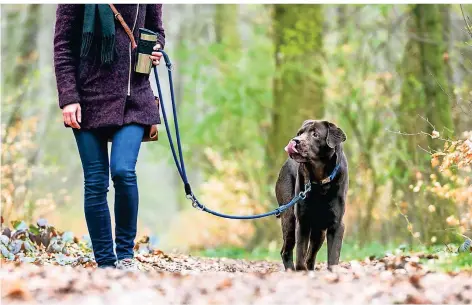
327, 222, 345, 270
294, 165, 311, 271
306, 229, 326, 271
295, 217, 310, 271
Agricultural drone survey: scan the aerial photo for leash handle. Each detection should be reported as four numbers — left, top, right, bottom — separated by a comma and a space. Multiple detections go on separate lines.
158, 50, 172, 70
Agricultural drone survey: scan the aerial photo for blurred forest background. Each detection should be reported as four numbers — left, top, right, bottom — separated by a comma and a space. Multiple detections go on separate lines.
1, 4, 471, 258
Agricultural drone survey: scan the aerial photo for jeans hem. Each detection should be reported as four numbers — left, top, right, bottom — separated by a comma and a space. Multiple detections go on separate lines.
97, 260, 117, 268
117, 255, 135, 261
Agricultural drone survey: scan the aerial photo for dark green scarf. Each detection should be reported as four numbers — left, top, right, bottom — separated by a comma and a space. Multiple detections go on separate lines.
80, 4, 115, 64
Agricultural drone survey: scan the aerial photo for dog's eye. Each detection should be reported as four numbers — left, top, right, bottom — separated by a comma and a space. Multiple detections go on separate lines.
313, 132, 319, 138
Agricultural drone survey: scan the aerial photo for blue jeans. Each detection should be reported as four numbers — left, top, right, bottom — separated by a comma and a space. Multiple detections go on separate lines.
73, 124, 145, 267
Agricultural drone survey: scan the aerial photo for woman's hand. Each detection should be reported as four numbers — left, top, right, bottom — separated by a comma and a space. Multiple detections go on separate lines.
63, 103, 81, 129
150, 43, 163, 66
149, 124, 158, 140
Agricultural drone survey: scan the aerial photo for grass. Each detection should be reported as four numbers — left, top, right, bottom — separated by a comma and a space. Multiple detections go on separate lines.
194, 241, 400, 262
428, 252, 472, 272
194, 242, 472, 271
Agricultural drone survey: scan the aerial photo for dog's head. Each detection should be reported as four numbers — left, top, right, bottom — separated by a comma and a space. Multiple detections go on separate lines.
284, 120, 346, 163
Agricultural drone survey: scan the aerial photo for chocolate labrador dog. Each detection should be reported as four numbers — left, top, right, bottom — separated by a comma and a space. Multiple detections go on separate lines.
275, 120, 348, 271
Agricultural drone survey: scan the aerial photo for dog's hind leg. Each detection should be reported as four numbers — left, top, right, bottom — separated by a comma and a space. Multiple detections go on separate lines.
327, 222, 345, 270
280, 209, 296, 270
306, 229, 326, 271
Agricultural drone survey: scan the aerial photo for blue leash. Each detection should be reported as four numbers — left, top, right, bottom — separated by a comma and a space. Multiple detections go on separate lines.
153, 50, 311, 219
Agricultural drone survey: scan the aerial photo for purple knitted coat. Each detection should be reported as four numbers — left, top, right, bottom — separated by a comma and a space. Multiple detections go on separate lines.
53, 4, 165, 130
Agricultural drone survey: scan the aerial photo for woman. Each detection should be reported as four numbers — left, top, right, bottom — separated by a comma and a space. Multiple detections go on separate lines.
53, 4, 165, 270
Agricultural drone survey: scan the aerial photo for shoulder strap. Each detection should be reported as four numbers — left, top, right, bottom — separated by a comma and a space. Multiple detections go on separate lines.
108, 4, 137, 49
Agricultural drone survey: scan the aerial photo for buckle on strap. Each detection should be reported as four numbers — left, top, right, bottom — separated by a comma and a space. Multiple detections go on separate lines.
275, 207, 282, 217
312, 163, 340, 185
321, 177, 331, 184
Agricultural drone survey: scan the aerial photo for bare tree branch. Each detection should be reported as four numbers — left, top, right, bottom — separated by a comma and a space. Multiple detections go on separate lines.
460, 4, 472, 39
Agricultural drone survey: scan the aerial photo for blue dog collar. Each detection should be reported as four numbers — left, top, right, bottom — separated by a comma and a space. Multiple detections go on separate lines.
312, 163, 341, 185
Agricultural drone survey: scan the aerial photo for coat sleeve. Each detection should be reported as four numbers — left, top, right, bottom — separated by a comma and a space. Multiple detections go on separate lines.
53, 4, 83, 109
145, 4, 166, 49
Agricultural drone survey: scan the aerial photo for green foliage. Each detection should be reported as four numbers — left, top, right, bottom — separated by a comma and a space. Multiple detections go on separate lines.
179, 39, 274, 157
438, 253, 472, 271
28, 224, 40, 235
1, 219, 95, 266
12, 220, 27, 231
195, 242, 399, 262
159, 4, 275, 192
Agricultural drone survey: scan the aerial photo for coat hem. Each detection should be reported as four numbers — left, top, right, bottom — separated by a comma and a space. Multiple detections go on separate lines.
65, 118, 161, 131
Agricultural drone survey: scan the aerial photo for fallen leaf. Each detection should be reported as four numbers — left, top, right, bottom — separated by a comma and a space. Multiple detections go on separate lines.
11, 220, 27, 231
216, 278, 233, 290
409, 274, 423, 289
404, 294, 431, 304
37, 218, 48, 228
2, 227, 12, 238
0, 234, 10, 245
2, 279, 32, 301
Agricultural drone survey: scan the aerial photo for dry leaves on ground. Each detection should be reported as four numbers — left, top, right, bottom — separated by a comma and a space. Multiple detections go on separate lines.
2, 252, 472, 305
2, 219, 472, 304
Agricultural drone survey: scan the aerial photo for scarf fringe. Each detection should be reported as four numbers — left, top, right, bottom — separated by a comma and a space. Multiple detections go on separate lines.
80, 33, 94, 58
81, 4, 115, 64
101, 35, 115, 65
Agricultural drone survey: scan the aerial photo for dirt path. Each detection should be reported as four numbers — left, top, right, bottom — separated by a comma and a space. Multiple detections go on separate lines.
2, 253, 472, 305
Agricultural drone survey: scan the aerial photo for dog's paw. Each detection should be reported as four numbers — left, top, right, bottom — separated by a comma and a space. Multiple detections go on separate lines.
327, 264, 347, 274
328, 265, 346, 273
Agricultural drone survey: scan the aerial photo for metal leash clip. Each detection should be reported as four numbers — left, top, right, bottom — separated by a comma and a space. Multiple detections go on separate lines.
187, 193, 204, 211
298, 182, 312, 200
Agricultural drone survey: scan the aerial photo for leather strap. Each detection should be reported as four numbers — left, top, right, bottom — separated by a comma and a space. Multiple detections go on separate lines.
108, 4, 137, 49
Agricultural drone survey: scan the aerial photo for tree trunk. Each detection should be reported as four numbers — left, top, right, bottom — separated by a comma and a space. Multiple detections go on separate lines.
417, 5, 453, 138
214, 5, 241, 51
266, 4, 325, 186
2, 4, 41, 146
396, 4, 455, 244
453, 5, 472, 133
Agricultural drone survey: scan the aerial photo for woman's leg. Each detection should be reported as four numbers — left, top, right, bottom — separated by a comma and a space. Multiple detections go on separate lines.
73, 128, 116, 268
110, 124, 145, 260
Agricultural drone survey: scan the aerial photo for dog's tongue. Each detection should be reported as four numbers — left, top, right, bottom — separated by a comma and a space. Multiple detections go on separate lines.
284, 140, 298, 155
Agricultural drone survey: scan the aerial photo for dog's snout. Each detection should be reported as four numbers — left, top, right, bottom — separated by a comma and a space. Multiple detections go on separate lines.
292, 138, 301, 145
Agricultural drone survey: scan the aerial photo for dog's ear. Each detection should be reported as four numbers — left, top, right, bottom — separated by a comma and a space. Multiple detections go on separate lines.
302, 120, 314, 128
325, 122, 346, 148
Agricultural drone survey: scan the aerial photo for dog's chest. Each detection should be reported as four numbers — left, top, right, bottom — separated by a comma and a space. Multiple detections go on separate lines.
311, 183, 331, 195
296, 185, 341, 228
